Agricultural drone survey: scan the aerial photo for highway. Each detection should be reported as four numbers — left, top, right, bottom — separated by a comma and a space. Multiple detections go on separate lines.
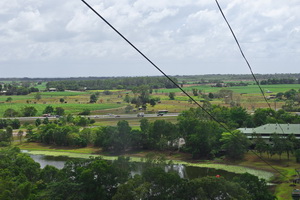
2, 113, 180, 121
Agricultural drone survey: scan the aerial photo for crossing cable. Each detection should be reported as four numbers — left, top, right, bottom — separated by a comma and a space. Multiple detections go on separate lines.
81, 0, 288, 178
215, 0, 286, 134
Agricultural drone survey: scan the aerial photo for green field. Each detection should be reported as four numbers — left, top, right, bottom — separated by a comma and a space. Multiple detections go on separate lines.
0, 103, 124, 116
156, 84, 300, 94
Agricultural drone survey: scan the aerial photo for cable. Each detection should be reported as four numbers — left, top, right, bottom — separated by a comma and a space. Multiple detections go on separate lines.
81, 0, 288, 179
214, 0, 286, 134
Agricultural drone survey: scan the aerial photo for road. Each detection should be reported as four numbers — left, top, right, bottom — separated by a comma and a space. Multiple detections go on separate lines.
3, 113, 180, 121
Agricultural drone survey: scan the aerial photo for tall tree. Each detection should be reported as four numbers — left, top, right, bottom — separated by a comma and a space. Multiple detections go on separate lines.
220, 130, 250, 160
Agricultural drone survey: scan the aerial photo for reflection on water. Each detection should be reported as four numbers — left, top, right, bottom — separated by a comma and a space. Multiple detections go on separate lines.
28, 154, 68, 169
25, 152, 239, 180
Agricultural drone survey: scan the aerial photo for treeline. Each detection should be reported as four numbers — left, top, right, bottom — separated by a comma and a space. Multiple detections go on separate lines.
26, 106, 300, 160
175, 73, 300, 82
277, 89, 300, 112
46, 76, 178, 91
0, 83, 39, 95
28, 116, 95, 147
260, 78, 300, 85
0, 147, 276, 200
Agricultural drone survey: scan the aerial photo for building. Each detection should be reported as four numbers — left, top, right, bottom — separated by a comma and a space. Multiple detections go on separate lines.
238, 124, 300, 141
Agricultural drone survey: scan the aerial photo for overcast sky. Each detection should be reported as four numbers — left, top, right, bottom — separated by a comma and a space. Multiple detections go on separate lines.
0, 0, 299, 78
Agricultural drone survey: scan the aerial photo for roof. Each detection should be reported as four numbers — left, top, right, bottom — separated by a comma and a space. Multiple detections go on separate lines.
238, 124, 300, 135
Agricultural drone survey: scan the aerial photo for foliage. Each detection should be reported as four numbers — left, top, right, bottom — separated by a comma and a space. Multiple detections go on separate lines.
21, 106, 38, 117
169, 92, 175, 100
0, 119, 21, 129
46, 76, 178, 91
78, 109, 91, 115
55, 107, 65, 116
43, 105, 54, 114
234, 173, 276, 200
89, 94, 98, 103
3, 108, 19, 117
220, 130, 250, 160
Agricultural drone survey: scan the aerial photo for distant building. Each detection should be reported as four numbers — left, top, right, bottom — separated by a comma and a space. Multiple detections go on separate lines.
48, 88, 57, 92
238, 124, 300, 141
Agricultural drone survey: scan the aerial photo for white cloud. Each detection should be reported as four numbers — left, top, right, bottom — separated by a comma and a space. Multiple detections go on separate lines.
0, 0, 300, 77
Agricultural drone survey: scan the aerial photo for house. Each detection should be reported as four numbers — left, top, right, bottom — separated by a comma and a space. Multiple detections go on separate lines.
48, 88, 57, 92
238, 124, 300, 141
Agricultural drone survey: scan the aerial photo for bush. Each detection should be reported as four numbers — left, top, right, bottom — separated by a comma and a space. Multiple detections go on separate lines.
79, 109, 91, 115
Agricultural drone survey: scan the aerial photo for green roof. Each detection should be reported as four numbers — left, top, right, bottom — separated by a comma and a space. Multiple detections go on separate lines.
238, 124, 300, 135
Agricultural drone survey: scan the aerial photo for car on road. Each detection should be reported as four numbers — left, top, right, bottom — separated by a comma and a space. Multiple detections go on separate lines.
137, 112, 144, 117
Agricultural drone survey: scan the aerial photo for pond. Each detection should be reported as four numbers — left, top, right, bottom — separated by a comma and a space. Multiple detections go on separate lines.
24, 151, 243, 180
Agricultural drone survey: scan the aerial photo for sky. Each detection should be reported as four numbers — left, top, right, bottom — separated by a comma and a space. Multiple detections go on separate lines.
0, 0, 300, 78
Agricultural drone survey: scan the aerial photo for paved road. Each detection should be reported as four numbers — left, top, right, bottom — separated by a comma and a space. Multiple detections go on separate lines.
3, 113, 180, 121
90, 113, 179, 119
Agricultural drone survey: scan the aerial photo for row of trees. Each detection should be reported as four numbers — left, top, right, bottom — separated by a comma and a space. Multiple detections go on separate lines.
277, 89, 300, 112
46, 76, 178, 91
0, 118, 21, 129
260, 78, 300, 85
27, 115, 249, 160
0, 83, 39, 95
254, 133, 300, 160
3, 106, 65, 117
25, 106, 300, 160
191, 103, 300, 128
0, 147, 275, 200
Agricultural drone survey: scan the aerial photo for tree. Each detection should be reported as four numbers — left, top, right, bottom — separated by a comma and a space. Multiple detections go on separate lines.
59, 98, 65, 103
270, 133, 285, 159
18, 130, 24, 144
125, 105, 133, 113
253, 108, 275, 126
43, 106, 54, 114
55, 107, 65, 116
220, 130, 250, 160
89, 94, 98, 103
22, 106, 37, 117
3, 108, 19, 117
254, 134, 269, 157
169, 92, 175, 100
79, 109, 91, 115
229, 106, 251, 128
234, 173, 276, 200
35, 118, 42, 127
124, 94, 131, 103
192, 88, 198, 96
34, 92, 42, 101
6, 97, 13, 103
149, 98, 156, 107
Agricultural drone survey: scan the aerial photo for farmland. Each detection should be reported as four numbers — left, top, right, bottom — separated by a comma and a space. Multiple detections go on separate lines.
1, 75, 300, 200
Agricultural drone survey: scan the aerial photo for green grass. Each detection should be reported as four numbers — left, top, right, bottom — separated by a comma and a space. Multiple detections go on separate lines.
35, 82, 47, 90
156, 84, 300, 94
0, 103, 124, 116
38, 91, 91, 97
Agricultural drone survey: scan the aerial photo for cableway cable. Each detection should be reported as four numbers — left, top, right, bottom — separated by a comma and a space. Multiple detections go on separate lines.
81, 0, 288, 178
215, 1, 286, 138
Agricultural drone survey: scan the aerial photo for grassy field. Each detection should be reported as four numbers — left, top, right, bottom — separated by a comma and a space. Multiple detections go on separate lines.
156, 84, 300, 94
0, 103, 125, 116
